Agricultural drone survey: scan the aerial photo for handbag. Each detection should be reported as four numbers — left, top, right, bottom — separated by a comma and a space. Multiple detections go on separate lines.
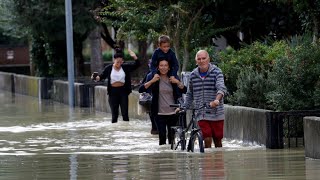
139, 92, 152, 106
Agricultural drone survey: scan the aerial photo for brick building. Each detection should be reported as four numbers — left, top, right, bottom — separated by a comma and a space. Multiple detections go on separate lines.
0, 45, 30, 75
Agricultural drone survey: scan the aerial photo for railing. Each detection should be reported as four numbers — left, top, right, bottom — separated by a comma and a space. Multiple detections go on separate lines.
266, 110, 320, 149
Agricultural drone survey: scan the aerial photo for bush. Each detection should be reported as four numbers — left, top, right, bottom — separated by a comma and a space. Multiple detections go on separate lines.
102, 51, 113, 61
189, 35, 320, 111
267, 42, 320, 111
218, 41, 288, 96
228, 67, 272, 109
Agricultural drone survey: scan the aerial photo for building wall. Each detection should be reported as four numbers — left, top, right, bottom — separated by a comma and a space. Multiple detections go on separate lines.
0, 46, 30, 75
0, 46, 29, 65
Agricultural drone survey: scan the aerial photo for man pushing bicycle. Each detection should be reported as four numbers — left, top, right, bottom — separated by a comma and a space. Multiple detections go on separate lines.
183, 49, 227, 148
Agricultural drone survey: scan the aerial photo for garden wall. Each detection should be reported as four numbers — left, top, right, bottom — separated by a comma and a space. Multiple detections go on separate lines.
0, 71, 14, 92
52, 80, 91, 107
304, 117, 320, 159
14, 74, 50, 99
94, 85, 149, 120
224, 105, 270, 146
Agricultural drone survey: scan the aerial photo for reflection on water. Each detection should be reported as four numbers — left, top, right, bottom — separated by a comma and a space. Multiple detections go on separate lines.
0, 91, 319, 179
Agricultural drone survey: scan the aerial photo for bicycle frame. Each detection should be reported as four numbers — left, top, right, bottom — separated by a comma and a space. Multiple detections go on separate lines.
170, 104, 210, 153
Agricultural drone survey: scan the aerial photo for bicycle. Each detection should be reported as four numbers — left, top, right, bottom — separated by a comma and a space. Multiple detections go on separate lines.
169, 104, 211, 153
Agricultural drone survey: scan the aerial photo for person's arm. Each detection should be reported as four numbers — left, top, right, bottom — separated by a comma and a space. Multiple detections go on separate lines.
124, 49, 140, 71
128, 49, 138, 60
210, 68, 227, 108
138, 83, 147, 93
144, 74, 160, 89
210, 93, 223, 108
215, 68, 227, 97
92, 64, 111, 82
169, 76, 187, 93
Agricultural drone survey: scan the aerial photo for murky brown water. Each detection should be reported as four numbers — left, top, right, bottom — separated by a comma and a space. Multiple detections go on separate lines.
0, 91, 319, 180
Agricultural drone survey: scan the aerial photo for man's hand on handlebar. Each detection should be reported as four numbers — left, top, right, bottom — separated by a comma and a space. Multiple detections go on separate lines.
209, 100, 220, 108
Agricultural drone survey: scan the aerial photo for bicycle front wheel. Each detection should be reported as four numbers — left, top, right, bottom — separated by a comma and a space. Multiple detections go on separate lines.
170, 127, 185, 151
188, 131, 204, 153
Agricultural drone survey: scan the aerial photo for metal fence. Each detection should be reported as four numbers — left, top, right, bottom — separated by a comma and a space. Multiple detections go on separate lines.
266, 110, 320, 149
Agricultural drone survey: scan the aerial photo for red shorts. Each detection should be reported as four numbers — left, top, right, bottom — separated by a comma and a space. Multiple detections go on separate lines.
198, 120, 224, 140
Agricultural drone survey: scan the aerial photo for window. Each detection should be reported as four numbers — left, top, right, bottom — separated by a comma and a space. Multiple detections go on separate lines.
6, 50, 14, 60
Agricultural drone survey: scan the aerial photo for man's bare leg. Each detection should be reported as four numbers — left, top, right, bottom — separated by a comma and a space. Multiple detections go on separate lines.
214, 139, 222, 148
204, 137, 212, 148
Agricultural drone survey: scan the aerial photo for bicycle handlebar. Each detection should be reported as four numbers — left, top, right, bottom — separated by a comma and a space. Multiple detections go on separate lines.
169, 104, 181, 108
169, 103, 212, 111
195, 104, 211, 110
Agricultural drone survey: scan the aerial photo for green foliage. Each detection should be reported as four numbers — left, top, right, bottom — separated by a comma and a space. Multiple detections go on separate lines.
191, 32, 320, 111
102, 51, 113, 62
218, 41, 289, 96
1, 0, 99, 77
0, 28, 27, 45
314, 81, 320, 107
214, 35, 320, 111
292, 0, 320, 33
228, 67, 272, 109
267, 41, 320, 111
43, 40, 67, 77
101, 0, 163, 42
31, 37, 49, 77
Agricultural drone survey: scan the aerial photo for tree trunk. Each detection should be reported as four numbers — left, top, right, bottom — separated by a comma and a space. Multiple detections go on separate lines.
312, 14, 319, 43
29, 40, 35, 76
131, 40, 149, 80
101, 24, 116, 49
173, 13, 181, 74
181, 5, 204, 72
182, 39, 190, 72
89, 27, 104, 73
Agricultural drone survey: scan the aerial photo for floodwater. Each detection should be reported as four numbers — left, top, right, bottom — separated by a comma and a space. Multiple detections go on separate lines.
0, 91, 319, 180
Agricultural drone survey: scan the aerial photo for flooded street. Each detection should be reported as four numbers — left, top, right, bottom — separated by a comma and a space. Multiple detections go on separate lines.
0, 91, 319, 179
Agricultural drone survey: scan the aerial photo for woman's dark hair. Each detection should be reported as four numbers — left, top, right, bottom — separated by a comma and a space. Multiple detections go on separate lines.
157, 57, 169, 67
156, 58, 171, 75
114, 47, 124, 59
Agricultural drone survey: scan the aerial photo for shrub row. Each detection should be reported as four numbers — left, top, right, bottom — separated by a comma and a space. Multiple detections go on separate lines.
216, 36, 320, 111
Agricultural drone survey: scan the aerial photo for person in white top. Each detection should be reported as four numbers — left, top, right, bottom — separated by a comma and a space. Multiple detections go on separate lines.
92, 47, 140, 123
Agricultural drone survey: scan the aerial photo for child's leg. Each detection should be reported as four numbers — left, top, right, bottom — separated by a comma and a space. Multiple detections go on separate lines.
146, 71, 155, 81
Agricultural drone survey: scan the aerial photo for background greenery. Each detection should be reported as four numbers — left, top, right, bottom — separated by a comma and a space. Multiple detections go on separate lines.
1, 0, 320, 111
215, 35, 320, 111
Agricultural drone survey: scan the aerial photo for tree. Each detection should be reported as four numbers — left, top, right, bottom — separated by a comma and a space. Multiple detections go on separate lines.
292, 0, 320, 42
101, 0, 219, 73
89, 27, 104, 73
101, 0, 164, 77
1, 0, 100, 77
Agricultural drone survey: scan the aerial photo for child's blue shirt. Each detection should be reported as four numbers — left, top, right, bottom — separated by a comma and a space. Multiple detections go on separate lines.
150, 48, 179, 77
